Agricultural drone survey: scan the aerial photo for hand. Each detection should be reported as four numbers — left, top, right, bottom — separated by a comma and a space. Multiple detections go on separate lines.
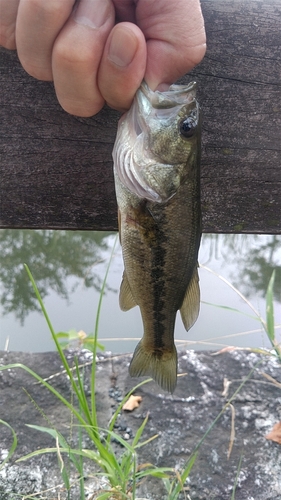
0, 0, 206, 117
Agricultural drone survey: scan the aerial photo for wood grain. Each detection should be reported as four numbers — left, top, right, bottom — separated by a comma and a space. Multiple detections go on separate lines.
0, 0, 280, 233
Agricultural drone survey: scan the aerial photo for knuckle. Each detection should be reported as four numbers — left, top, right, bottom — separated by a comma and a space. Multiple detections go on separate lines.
54, 35, 96, 69
24, 0, 71, 19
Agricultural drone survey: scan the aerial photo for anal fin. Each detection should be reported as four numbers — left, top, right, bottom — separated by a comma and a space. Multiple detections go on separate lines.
180, 265, 200, 331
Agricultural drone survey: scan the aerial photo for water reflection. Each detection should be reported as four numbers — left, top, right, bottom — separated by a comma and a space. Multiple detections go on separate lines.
0, 230, 280, 332
0, 229, 113, 324
202, 234, 281, 300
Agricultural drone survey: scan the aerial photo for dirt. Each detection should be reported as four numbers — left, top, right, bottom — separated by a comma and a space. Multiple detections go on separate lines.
0, 349, 281, 500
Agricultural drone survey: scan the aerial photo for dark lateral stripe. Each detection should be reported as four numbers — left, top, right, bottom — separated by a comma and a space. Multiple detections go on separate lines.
151, 213, 168, 351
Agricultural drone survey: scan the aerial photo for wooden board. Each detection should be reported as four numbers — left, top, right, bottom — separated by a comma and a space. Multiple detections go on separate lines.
0, 0, 280, 233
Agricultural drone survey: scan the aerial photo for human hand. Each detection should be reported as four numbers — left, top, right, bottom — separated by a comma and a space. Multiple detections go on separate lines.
0, 0, 206, 117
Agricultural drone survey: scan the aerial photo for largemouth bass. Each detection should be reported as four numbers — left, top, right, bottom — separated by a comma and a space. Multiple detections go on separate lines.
112, 81, 201, 393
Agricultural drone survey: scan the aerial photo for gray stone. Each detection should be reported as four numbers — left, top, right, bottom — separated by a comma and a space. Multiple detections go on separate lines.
0, 349, 280, 499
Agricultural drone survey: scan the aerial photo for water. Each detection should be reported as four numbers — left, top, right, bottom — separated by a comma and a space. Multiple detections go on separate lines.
0, 230, 280, 354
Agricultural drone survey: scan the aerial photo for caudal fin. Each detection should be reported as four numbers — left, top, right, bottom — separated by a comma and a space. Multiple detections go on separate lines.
129, 341, 178, 393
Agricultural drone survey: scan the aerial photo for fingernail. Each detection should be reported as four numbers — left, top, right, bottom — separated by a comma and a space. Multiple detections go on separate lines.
108, 27, 138, 67
74, 0, 109, 29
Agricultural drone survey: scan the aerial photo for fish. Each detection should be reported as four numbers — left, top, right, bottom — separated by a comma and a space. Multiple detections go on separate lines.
112, 81, 201, 393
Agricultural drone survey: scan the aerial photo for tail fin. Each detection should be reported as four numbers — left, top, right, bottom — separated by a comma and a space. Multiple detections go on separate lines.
129, 341, 178, 393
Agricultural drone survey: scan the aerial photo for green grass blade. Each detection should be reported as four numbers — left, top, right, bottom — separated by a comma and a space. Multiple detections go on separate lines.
17, 444, 117, 483
96, 493, 113, 500
107, 377, 153, 444
91, 234, 118, 428
266, 270, 275, 342
16, 446, 101, 463
201, 301, 260, 321
0, 419, 17, 469
28, 416, 86, 498
24, 264, 92, 424
26, 424, 65, 440
265, 270, 281, 362
200, 264, 267, 331
179, 450, 198, 485
25, 424, 82, 474
55, 332, 70, 339
231, 454, 243, 499
134, 432, 159, 449
96, 492, 129, 500
0, 363, 91, 436
169, 451, 198, 499
77, 379, 86, 500
74, 358, 89, 416
99, 428, 135, 454
131, 413, 149, 448
136, 467, 173, 480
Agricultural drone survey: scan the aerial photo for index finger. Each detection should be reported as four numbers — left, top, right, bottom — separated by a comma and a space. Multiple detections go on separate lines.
0, 0, 20, 49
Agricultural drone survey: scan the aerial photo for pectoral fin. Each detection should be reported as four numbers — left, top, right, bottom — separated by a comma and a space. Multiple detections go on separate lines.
119, 272, 137, 311
180, 266, 200, 331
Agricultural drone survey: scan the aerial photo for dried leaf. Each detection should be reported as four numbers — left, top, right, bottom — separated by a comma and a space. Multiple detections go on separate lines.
261, 372, 281, 389
212, 346, 239, 355
227, 404, 235, 459
122, 395, 142, 411
213, 346, 256, 356
265, 422, 281, 444
222, 377, 231, 397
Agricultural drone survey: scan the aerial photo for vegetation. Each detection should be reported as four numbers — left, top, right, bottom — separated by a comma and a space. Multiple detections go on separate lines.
0, 234, 279, 499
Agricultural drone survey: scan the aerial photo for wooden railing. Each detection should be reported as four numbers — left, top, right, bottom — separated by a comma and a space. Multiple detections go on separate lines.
1, 0, 280, 233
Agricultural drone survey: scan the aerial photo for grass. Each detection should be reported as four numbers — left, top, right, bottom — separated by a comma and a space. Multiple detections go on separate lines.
0, 244, 279, 499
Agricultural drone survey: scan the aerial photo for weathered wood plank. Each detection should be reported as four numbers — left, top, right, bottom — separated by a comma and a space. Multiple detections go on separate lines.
0, 0, 280, 233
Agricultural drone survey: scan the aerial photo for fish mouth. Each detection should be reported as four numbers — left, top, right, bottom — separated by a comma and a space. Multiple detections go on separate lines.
134, 81, 197, 134
140, 81, 197, 110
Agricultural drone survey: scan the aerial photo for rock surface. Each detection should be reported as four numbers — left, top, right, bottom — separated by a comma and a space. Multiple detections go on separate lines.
0, 349, 281, 499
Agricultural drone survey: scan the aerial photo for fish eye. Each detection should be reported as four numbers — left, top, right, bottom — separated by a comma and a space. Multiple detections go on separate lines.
179, 115, 197, 138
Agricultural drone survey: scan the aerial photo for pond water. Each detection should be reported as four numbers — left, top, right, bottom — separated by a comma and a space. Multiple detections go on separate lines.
0, 230, 280, 354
